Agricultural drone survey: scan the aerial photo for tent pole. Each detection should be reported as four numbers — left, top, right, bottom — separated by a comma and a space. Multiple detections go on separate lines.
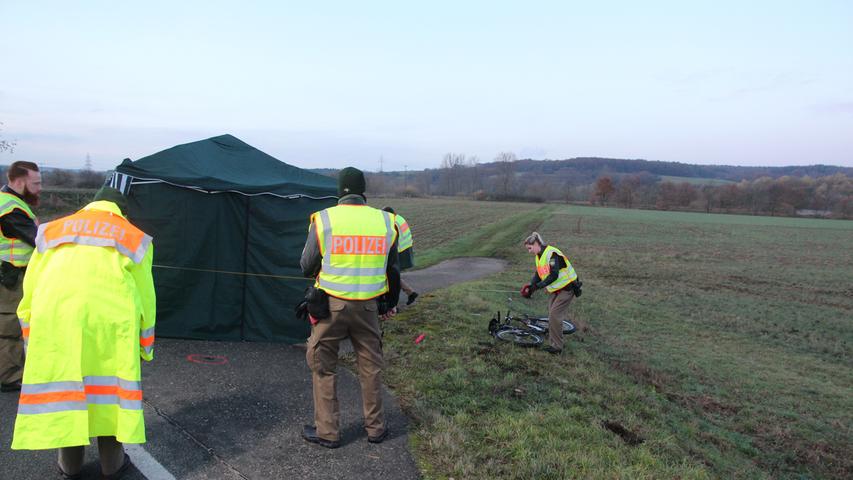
240, 196, 251, 340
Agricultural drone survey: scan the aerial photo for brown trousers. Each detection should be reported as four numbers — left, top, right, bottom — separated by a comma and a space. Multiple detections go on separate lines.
306, 296, 385, 442
0, 275, 24, 385
548, 288, 574, 350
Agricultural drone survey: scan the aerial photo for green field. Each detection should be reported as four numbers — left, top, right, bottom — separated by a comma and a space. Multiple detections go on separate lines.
377, 198, 852, 479
659, 175, 736, 186
374, 198, 541, 266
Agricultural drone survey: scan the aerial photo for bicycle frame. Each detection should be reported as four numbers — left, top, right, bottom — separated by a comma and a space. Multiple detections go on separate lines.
493, 297, 576, 337
503, 297, 547, 333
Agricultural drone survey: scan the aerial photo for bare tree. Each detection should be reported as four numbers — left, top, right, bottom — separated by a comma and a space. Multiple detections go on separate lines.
0, 122, 16, 154
75, 170, 108, 189
616, 174, 641, 208
466, 156, 481, 195
416, 169, 433, 196
655, 181, 677, 210
718, 184, 742, 212
365, 172, 389, 196
700, 185, 717, 213
676, 182, 698, 207
750, 177, 774, 215
495, 151, 516, 198
44, 169, 74, 187
439, 153, 467, 195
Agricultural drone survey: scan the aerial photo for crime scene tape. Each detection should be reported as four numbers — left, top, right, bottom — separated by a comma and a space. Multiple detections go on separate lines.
153, 264, 312, 281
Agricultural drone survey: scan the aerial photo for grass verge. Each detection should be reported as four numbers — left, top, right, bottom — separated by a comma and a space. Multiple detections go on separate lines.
414, 206, 552, 268
381, 199, 851, 479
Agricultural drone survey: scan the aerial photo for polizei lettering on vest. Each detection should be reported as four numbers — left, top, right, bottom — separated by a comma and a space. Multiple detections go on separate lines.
330, 235, 387, 255
62, 219, 127, 241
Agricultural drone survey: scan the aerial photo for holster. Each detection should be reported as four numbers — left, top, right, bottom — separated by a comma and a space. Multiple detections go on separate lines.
305, 286, 330, 320
571, 279, 583, 297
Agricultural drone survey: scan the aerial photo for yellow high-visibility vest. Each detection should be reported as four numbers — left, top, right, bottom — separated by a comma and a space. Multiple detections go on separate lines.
536, 245, 577, 293
313, 205, 397, 300
0, 191, 38, 267
12, 201, 156, 450
395, 214, 413, 252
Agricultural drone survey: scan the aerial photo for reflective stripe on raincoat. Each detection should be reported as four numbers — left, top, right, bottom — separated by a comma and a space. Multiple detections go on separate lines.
12, 201, 156, 450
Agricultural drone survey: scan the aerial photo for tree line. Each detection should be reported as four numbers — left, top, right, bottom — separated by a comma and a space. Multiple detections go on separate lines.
365, 155, 853, 219
0, 166, 107, 219
0, 166, 107, 190
592, 173, 852, 218
4, 157, 849, 220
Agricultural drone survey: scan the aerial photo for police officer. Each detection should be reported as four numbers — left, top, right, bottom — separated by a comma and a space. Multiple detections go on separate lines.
382, 206, 418, 306
12, 186, 155, 479
0, 161, 41, 393
521, 232, 580, 354
300, 167, 400, 448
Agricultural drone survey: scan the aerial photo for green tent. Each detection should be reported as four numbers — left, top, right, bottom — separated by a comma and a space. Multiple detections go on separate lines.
109, 134, 337, 343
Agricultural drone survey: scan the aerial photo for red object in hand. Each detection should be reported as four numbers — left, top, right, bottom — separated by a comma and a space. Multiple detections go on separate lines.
520, 284, 532, 298
414, 333, 425, 344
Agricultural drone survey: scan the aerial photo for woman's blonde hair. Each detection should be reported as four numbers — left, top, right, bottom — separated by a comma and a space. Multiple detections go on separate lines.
523, 232, 545, 246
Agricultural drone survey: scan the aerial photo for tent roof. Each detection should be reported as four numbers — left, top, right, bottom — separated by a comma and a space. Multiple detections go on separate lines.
115, 134, 337, 198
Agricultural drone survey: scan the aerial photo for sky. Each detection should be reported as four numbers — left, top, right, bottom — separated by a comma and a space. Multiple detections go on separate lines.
1, 0, 851, 171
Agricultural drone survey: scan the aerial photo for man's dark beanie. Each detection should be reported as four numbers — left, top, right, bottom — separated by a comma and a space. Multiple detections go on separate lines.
93, 186, 128, 214
338, 167, 366, 197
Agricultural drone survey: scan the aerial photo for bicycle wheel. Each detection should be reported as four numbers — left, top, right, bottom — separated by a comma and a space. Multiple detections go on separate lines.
530, 318, 577, 335
495, 328, 543, 347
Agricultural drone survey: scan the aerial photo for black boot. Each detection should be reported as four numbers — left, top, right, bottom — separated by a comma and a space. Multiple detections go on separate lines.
406, 292, 419, 305
301, 425, 340, 449
367, 428, 389, 444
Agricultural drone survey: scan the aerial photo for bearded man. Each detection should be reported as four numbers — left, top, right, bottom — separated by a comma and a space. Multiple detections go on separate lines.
0, 161, 41, 393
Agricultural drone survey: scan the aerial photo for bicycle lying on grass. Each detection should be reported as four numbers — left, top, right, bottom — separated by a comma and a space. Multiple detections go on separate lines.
488, 297, 576, 347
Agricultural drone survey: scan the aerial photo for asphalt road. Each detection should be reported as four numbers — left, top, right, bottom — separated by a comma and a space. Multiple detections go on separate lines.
1, 340, 419, 480
0, 257, 508, 479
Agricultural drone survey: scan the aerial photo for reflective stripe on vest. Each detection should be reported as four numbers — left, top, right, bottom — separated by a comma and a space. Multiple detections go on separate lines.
36, 209, 152, 264
0, 192, 37, 267
314, 205, 397, 300
395, 214, 413, 252
17, 376, 143, 415
536, 245, 577, 293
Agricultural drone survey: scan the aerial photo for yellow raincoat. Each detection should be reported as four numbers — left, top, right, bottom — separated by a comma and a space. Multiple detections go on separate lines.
12, 201, 156, 450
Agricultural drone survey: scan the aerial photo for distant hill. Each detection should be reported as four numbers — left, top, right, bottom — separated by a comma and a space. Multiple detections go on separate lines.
314, 158, 852, 185
365, 157, 852, 216
494, 157, 853, 185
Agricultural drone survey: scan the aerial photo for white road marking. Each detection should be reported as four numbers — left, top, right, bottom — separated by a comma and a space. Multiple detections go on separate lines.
125, 444, 176, 480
